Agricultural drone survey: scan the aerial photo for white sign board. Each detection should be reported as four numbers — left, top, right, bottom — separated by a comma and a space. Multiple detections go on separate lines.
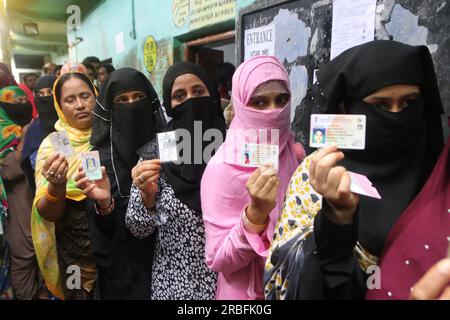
244, 24, 275, 60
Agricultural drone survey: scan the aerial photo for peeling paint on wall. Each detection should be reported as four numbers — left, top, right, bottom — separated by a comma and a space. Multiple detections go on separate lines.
274, 9, 311, 60
385, 3, 438, 53
289, 64, 308, 121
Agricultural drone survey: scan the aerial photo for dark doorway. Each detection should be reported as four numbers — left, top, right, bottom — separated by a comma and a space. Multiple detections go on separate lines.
185, 31, 235, 82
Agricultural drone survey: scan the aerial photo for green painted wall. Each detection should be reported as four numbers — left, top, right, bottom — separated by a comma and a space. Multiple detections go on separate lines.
69, 0, 256, 95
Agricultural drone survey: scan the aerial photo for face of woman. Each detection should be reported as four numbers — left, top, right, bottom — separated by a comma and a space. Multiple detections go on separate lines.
14, 95, 28, 104
97, 67, 108, 85
171, 74, 210, 108
362, 84, 420, 113
314, 130, 323, 143
113, 90, 147, 104
248, 80, 290, 111
36, 88, 52, 98
59, 78, 95, 130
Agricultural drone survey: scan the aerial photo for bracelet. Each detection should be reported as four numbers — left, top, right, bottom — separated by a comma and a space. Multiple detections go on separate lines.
242, 206, 268, 234
45, 189, 61, 203
95, 197, 115, 216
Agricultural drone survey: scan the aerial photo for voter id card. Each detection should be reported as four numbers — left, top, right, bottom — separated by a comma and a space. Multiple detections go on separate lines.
49, 131, 74, 157
81, 151, 102, 180
157, 131, 179, 163
241, 143, 279, 172
310, 114, 366, 150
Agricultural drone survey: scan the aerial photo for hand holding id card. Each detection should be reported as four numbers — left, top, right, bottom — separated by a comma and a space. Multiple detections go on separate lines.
81, 151, 102, 180
310, 114, 366, 150
49, 131, 74, 157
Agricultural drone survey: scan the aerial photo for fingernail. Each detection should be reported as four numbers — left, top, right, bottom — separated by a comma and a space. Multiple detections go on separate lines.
437, 259, 450, 276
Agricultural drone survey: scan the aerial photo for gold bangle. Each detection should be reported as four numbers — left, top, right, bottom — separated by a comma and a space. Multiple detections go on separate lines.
45, 189, 60, 203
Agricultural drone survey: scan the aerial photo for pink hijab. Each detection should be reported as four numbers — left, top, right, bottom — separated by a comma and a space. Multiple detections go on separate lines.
366, 137, 450, 300
201, 56, 299, 299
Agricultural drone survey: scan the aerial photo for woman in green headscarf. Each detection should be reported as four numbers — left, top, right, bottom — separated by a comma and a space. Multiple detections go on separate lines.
0, 85, 38, 299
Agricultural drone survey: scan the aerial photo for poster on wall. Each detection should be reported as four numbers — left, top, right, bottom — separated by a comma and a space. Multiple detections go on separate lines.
172, 0, 190, 28
330, 0, 376, 60
244, 24, 275, 60
144, 36, 158, 73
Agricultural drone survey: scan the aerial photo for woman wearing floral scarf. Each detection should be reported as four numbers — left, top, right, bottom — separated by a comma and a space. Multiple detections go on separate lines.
0, 85, 37, 299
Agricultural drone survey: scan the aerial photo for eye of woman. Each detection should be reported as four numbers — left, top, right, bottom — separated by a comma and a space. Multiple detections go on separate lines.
17, 96, 28, 104
192, 85, 206, 97
81, 92, 92, 100
113, 95, 128, 103
275, 93, 290, 107
399, 97, 419, 109
39, 92, 52, 98
135, 92, 147, 101
172, 90, 186, 102
64, 95, 75, 103
248, 96, 269, 109
369, 102, 390, 111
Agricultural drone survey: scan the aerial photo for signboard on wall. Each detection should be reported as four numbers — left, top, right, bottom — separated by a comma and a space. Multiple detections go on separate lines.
244, 24, 275, 60
172, 0, 236, 30
144, 36, 158, 73
190, 0, 236, 30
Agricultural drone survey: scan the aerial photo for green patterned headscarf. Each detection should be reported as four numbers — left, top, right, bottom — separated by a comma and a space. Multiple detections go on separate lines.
0, 104, 22, 221
0, 86, 26, 103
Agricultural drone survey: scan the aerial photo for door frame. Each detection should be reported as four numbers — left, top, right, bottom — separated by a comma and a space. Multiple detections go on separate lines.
183, 30, 235, 62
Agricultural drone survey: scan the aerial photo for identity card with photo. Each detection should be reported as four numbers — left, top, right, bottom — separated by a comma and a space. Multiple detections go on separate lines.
241, 143, 279, 172
49, 131, 75, 157
310, 114, 366, 150
81, 151, 102, 181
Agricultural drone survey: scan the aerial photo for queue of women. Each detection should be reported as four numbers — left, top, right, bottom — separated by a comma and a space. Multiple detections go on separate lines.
0, 40, 448, 300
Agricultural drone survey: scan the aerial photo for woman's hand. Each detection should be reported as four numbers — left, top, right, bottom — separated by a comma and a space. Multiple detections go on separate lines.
410, 258, 450, 300
309, 145, 359, 225
75, 166, 111, 207
131, 159, 161, 208
41, 153, 69, 186
245, 165, 280, 225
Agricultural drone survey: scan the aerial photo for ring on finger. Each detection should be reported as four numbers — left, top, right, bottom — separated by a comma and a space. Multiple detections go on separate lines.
48, 170, 55, 176
57, 174, 62, 180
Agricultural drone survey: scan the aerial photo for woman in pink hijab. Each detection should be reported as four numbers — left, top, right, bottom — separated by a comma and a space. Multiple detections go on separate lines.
201, 56, 302, 300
